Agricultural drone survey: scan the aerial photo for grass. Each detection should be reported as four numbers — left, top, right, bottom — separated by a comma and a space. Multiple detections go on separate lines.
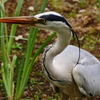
98, 0, 100, 22
82, 32, 99, 51
51, 0, 62, 7
51, 0, 64, 12
67, 10, 77, 18
0, 0, 56, 99
0, 0, 99, 100
78, 0, 86, 8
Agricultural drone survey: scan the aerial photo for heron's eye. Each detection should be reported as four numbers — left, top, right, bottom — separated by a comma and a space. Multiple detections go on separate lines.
39, 19, 46, 24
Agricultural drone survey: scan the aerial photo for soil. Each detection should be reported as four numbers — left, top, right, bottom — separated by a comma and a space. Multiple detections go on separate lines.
0, 0, 100, 100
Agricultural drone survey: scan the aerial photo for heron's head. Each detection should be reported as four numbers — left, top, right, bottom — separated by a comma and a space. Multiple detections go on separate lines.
0, 11, 72, 32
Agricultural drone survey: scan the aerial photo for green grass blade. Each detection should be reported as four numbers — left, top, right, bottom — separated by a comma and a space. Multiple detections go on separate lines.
40, 0, 48, 13
24, 28, 38, 72
30, 32, 56, 68
9, 55, 17, 98
7, 0, 24, 55
0, 0, 24, 99
14, 58, 25, 100
0, 0, 8, 45
98, 0, 100, 22
17, 32, 56, 99
26, 32, 57, 86
16, 0, 48, 99
0, 4, 10, 97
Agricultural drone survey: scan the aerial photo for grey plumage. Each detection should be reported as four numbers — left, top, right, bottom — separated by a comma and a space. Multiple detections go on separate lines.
0, 11, 99, 100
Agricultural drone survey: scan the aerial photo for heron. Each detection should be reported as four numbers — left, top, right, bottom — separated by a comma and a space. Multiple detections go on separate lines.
0, 11, 100, 100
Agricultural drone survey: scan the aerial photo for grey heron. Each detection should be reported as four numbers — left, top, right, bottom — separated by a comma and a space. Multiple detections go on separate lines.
0, 11, 100, 100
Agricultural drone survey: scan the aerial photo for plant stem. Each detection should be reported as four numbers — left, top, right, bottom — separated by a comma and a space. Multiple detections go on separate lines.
98, 0, 100, 22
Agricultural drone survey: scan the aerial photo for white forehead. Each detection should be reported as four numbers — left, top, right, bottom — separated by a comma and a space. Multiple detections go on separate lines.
34, 11, 62, 18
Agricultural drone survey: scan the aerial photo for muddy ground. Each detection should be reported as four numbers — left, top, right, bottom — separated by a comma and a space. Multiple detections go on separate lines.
0, 0, 100, 100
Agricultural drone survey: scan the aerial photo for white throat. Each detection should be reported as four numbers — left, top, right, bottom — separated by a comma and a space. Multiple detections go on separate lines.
43, 28, 72, 79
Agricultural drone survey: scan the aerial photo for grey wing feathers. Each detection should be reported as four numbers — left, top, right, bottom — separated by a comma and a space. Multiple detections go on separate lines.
72, 62, 100, 97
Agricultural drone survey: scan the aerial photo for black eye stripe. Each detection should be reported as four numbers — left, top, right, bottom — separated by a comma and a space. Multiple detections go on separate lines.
39, 14, 72, 28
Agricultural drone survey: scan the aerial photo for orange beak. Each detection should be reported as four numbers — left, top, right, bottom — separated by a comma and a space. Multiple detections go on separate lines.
0, 16, 39, 25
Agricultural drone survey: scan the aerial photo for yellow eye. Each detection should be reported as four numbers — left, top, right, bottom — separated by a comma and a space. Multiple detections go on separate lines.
39, 19, 46, 24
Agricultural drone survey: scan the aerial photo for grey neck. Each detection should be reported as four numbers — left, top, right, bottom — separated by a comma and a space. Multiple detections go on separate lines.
42, 29, 72, 79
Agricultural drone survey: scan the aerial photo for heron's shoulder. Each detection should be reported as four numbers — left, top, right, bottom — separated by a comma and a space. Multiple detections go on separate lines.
64, 45, 100, 65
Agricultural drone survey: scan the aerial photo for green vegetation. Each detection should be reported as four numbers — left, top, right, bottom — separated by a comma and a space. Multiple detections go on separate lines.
51, 0, 63, 11
98, 0, 100, 22
0, 0, 56, 99
78, 0, 86, 8
67, 10, 77, 18
0, 0, 99, 100
82, 32, 99, 51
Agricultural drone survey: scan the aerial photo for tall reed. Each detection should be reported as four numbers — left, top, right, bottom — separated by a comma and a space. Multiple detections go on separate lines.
0, 0, 56, 100
98, 0, 100, 22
